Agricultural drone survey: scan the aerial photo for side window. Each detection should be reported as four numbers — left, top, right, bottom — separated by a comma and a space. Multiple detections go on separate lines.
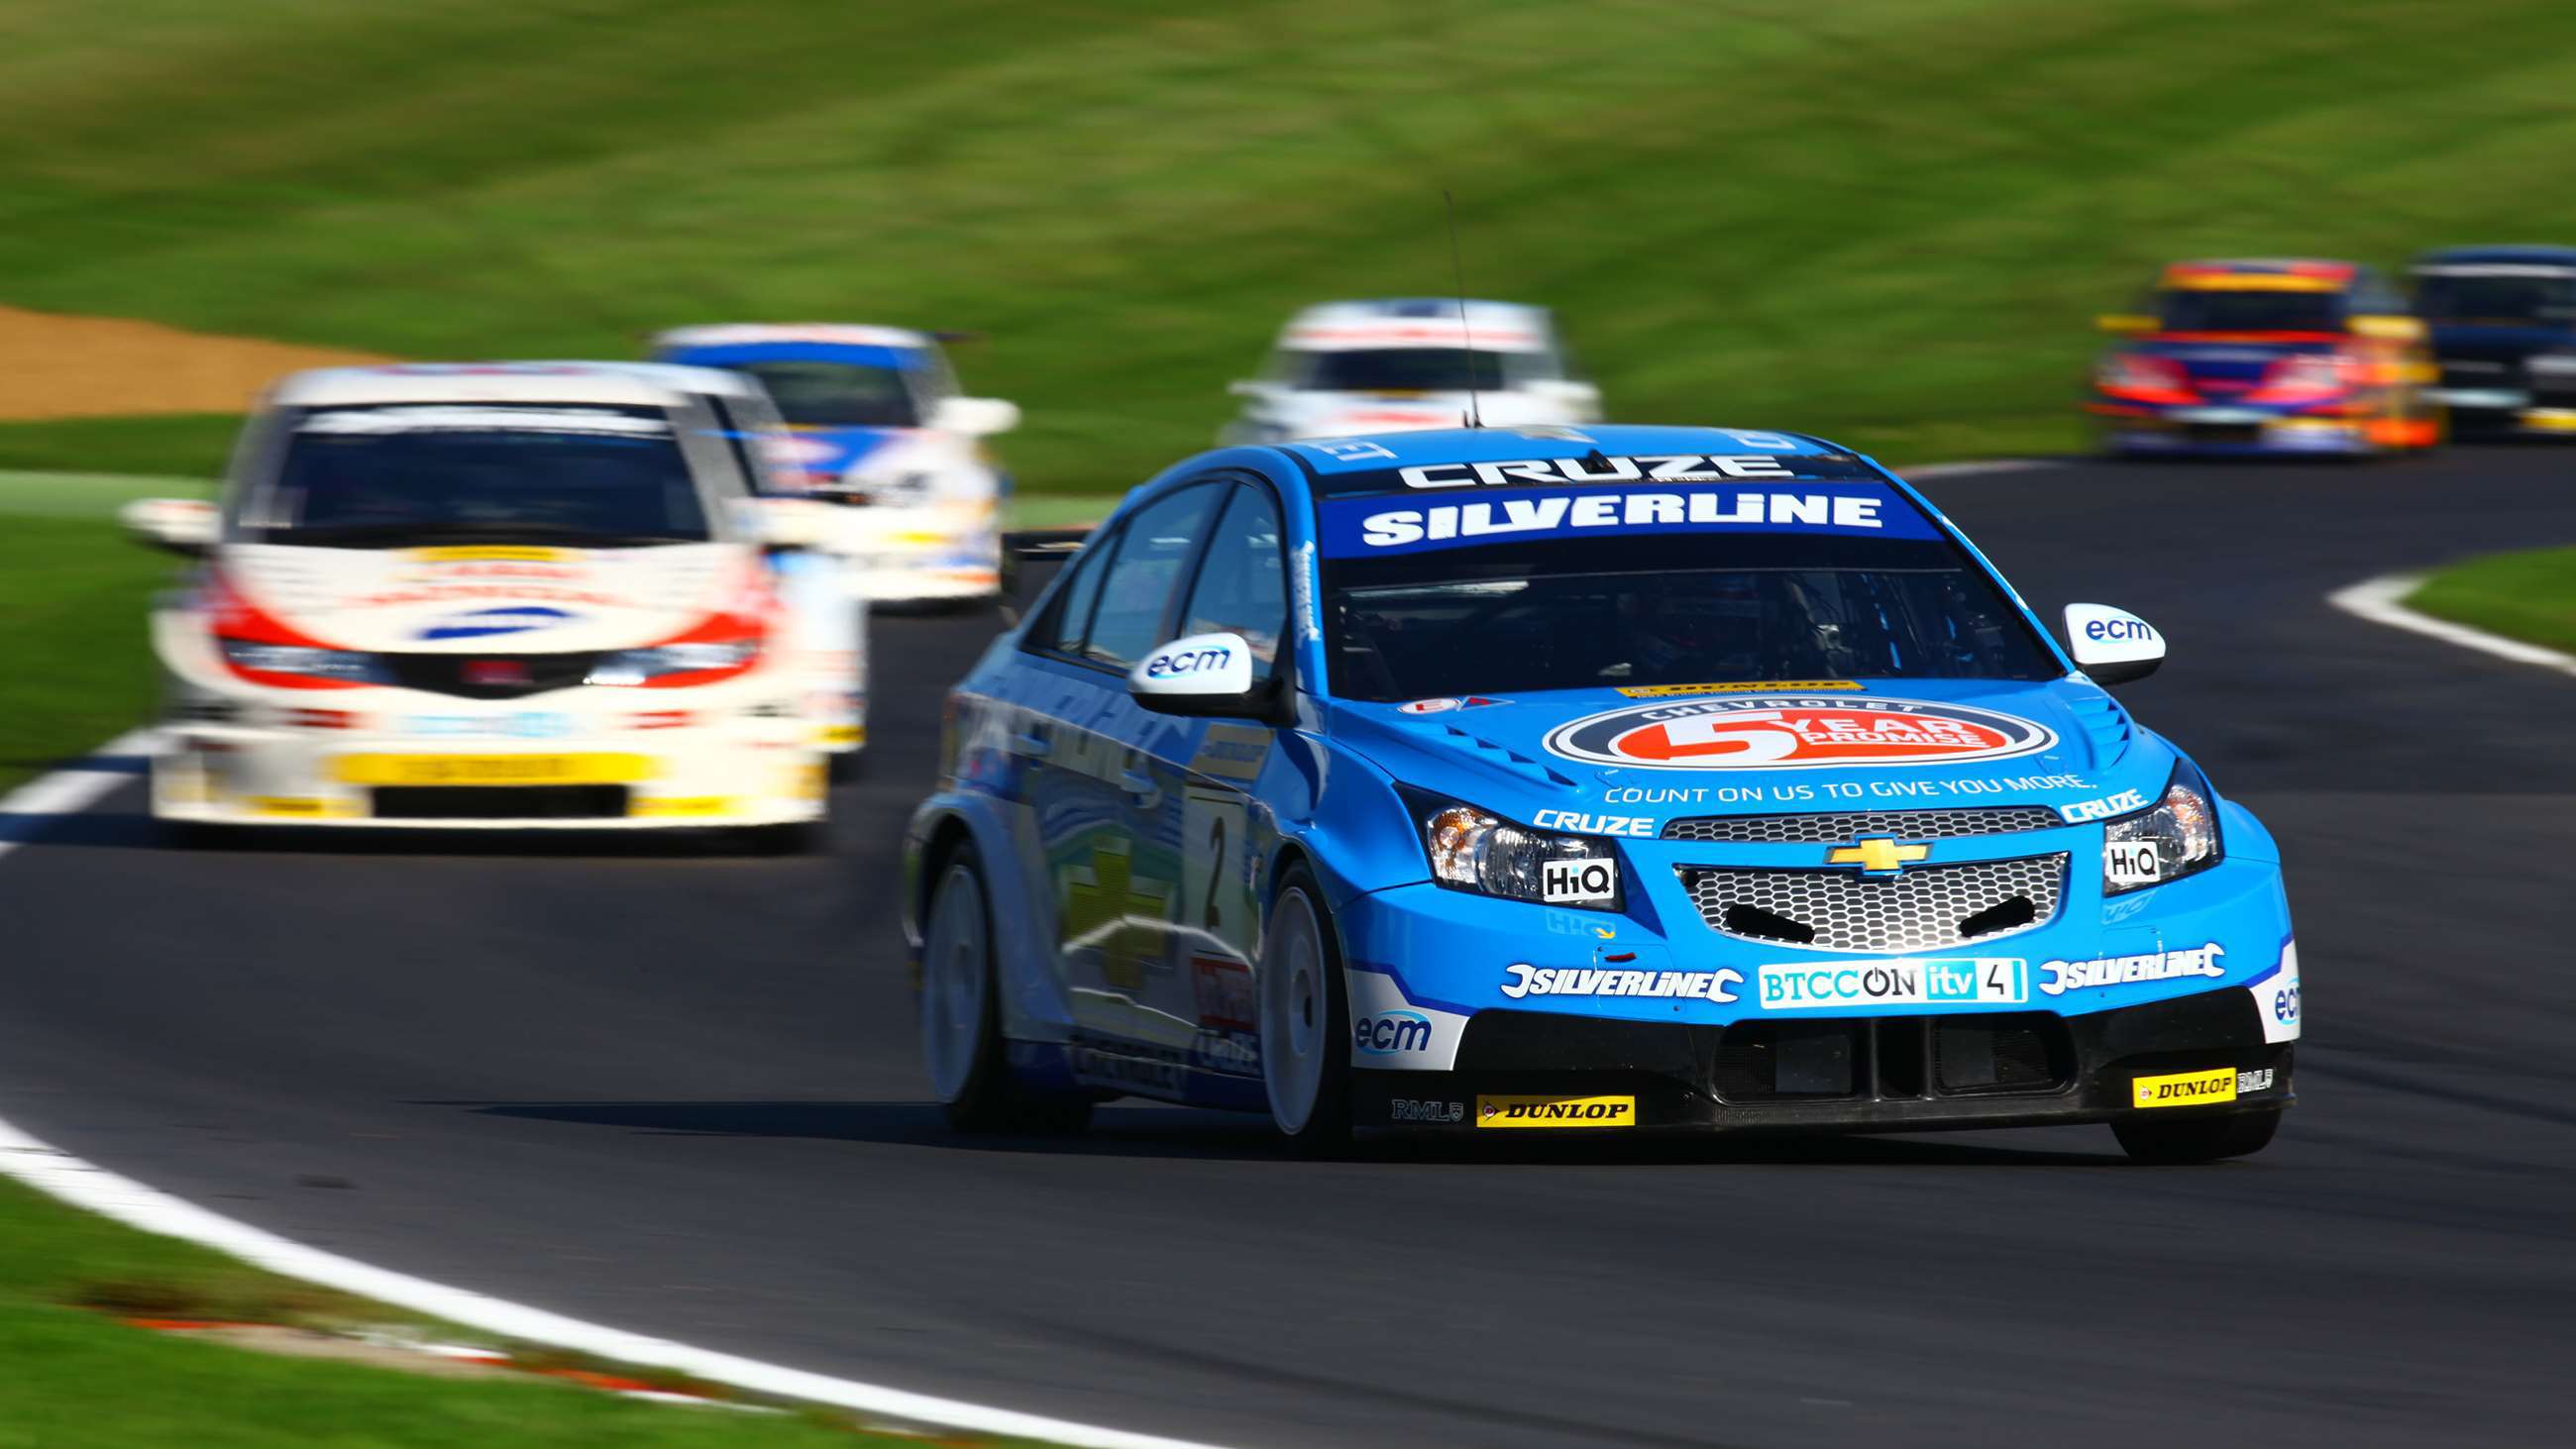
1038, 530, 1116, 657
1083, 484, 1222, 669
1177, 484, 1288, 684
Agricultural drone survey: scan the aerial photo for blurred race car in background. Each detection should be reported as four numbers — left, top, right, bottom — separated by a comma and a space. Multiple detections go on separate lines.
120, 362, 859, 847
1220, 298, 1600, 444
2088, 259, 2442, 457
2410, 245, 2576, 438
652, 325, 1020, 605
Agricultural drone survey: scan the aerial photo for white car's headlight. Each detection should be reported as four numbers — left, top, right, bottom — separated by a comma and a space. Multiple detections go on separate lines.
218, 639, 390, 685
586, 641, 760, 686
1405, 788, 1623, 910
2102, 761, 2223, 894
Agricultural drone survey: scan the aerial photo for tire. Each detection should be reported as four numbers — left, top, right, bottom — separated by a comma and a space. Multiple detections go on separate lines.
1259, 866, 1352, 1150
919, 850, 1092, 1134
2112, 1108, 2281, 1165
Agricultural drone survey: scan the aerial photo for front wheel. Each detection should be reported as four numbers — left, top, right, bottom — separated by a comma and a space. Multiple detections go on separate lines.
2112, 1108, 2281, 1164
919, 851, 1091, 1134
1259, 867, 1351, 1150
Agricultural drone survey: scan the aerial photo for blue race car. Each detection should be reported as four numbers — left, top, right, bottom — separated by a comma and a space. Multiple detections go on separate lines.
905, 426, 2299, 1162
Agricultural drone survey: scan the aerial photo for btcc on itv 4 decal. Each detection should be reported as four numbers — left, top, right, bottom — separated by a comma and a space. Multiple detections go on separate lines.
907, 424, 2299, 1163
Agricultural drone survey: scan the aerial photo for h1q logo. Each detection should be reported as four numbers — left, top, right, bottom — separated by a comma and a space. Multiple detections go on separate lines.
1542, 695, 2056, 772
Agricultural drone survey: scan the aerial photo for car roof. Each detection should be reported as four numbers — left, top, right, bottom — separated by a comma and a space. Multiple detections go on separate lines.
1280, 298, 1557, 354
2160, 258, 2364, 292
652, 323, 932, 351
2411, 244, 2576, 272
1264, 423, 1874, 494
269, 362, 700, 409
521, 360, 766, 398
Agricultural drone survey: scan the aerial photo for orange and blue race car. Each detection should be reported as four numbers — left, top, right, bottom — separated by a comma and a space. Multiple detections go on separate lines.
2087, 259, 2442, 457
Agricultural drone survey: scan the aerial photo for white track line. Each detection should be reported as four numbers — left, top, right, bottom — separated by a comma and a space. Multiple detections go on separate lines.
2327, 573, 2576, 678
0, 737, 1234, 1449
0, 728, 160, 864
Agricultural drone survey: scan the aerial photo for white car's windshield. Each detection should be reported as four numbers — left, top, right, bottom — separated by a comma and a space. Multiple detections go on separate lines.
1287, 348, 1529, 392
730, 361, 919, 428
244, 405, 711, 548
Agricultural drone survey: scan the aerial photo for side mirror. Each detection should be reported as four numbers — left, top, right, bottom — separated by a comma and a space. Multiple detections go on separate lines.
1128, 632, 1277, 719
2095, 313, 2159, 336
120, 497, 218, 556
2350, 314, 2426, 343
930, 395, 1020, 437
2064, 603, 2165, 684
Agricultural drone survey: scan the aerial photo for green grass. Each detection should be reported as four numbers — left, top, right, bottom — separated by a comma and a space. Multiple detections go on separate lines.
2410, 548, 2576, 655
0, 496, 179, 791
9, 0, 2576, 487
0, 415, 241, 480
0, 1176, 1047, 1444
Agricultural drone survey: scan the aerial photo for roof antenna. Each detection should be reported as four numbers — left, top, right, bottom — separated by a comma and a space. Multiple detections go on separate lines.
1443, 188, 1483, 429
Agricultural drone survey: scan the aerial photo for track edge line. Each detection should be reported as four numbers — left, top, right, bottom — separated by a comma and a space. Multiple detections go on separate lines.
2325, 572, 2576, 676
0, 734, 1237, 1449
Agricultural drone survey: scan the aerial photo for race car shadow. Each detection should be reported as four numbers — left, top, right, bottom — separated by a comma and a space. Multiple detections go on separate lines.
3, 805, 839, 861
439, 1098, 2124, 1168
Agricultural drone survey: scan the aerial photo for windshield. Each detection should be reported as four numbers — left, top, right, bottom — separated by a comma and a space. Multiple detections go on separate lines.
2156, 289, 2344, 334
2414, 272, 2576, 326
730, 361, 919, 427
1324, 533, 2056, 700
1287, 348, 1526, 392
244, 405, 711, 548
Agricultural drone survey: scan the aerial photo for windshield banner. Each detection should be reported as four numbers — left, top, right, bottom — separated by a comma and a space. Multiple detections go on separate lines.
1319, 482, 1936, 558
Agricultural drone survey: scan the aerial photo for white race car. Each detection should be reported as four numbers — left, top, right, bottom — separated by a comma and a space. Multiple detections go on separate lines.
121, 362, 862, 847
1221, 298, 1601, 443
651, 325, 1020, 606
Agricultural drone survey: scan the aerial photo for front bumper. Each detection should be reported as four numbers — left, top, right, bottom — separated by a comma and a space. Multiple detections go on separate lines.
1352, 987, 2292, 1132
2093, 406, 2380, 456
154, 715, 827, 829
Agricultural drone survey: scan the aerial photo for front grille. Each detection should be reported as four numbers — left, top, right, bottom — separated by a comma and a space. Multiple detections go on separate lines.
2184, 423, 2261, 446
373, 785, 629, 819
1680, 854, 2067, 952
1661, 805, 2061, 844
378, 652, 606, 700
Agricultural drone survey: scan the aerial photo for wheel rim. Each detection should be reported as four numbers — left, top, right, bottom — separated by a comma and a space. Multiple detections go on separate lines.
1261, 886, 1329, 1134
919, 863, 989, 1103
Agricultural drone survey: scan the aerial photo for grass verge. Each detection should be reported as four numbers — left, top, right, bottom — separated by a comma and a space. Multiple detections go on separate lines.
2408, 547, 2576, 656
0, 1174, 1053, 1444
10, 2, 2576, 487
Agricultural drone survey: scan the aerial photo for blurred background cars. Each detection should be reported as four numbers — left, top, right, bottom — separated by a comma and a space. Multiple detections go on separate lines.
651, 325, 1020, 606
121, 362, 850, 848
2410, 245, 2576, 437
2088, 259, 2441, 458
1220, 298, 1599, 444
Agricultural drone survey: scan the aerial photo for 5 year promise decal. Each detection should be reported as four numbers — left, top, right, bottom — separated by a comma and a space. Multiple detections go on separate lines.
1543, 695, 2057, 772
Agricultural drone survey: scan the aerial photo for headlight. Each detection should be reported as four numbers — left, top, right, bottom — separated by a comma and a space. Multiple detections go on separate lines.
2102, 760, 2222, 894
218, 639, 388, 684
1405, 789, 1623, 910
585, 641, 760, 686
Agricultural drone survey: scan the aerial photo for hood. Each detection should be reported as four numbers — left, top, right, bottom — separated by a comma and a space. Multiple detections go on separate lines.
214, 543, 748, 655
1264, 388, 1575, 439
1326, 679, 2175, 831
2125, 338, 2322, 393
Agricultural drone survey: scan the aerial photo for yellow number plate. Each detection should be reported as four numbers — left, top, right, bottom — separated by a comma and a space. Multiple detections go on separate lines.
334, 754, 656, 787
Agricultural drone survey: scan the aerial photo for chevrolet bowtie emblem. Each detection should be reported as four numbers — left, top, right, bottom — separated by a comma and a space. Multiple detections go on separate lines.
1826, 837, 1931, 876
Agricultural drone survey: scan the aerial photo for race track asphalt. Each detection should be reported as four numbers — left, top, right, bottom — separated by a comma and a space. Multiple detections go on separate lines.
3, 449, 2573, 1448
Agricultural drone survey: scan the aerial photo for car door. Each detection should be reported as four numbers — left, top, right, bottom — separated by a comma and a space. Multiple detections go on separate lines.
1122, 477, 1293, 1084
1010, 480, 1226, 1068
